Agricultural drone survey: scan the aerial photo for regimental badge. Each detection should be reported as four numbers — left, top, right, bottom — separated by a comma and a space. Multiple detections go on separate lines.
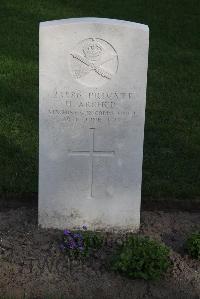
70, 38, 118, 87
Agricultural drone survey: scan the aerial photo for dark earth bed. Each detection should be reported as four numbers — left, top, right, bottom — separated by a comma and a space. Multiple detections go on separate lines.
0, 202, 200, 299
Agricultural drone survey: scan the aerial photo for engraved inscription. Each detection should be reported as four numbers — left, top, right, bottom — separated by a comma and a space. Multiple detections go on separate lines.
47, 89, 136, 127
68, 128, 115, 198
70, 38, 118, 87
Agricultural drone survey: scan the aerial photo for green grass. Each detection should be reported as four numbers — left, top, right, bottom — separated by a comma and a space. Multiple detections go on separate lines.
0, 0, 200, 198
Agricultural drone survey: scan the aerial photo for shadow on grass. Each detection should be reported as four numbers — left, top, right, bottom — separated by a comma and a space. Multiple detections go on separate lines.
0, 0, 200, 197
0, 134, 37, 193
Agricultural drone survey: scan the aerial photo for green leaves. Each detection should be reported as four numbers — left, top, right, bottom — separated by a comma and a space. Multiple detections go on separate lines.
111, 236, 171, 280
62, 228, 103, 259
186, 232, 200, 260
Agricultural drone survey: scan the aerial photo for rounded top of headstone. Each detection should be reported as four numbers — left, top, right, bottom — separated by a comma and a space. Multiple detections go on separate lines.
40, 17, 149, 32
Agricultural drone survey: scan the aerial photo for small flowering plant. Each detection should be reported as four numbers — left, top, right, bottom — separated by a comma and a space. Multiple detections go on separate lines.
60, 225, 103, 258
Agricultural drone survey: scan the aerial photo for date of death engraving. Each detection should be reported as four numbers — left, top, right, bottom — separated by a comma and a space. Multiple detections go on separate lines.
47, 90, 136, 127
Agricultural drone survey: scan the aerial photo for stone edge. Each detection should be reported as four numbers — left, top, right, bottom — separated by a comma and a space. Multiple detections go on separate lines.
39, 17, 149, 32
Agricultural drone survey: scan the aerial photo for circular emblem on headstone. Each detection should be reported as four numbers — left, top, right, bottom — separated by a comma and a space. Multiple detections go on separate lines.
70, 38, 118, 87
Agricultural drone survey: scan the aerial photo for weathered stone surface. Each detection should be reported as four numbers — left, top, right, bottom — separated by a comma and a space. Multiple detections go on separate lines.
39, 18, 149, 231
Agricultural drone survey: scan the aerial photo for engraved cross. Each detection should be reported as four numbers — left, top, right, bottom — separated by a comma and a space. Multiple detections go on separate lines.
68, 128, 115, 198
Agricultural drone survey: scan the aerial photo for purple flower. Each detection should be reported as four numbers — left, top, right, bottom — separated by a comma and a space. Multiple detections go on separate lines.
64, 229, 71, 235
82, 225, 87, 230
77, 242, 84, 249
73, 233, 82, 239
67, 239, 77, 249
79, 246, 84, 251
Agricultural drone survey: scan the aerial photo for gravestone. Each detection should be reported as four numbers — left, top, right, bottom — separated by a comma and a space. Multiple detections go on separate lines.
39, 18, 149, 231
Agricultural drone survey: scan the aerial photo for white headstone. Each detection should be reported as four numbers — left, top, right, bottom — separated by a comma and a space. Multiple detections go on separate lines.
39, 18, 149, 231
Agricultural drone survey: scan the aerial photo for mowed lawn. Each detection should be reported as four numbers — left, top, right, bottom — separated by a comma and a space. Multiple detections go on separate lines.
0, 0, 199, 198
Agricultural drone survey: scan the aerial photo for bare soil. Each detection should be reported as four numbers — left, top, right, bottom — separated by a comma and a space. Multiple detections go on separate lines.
0, 201, 200, 299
